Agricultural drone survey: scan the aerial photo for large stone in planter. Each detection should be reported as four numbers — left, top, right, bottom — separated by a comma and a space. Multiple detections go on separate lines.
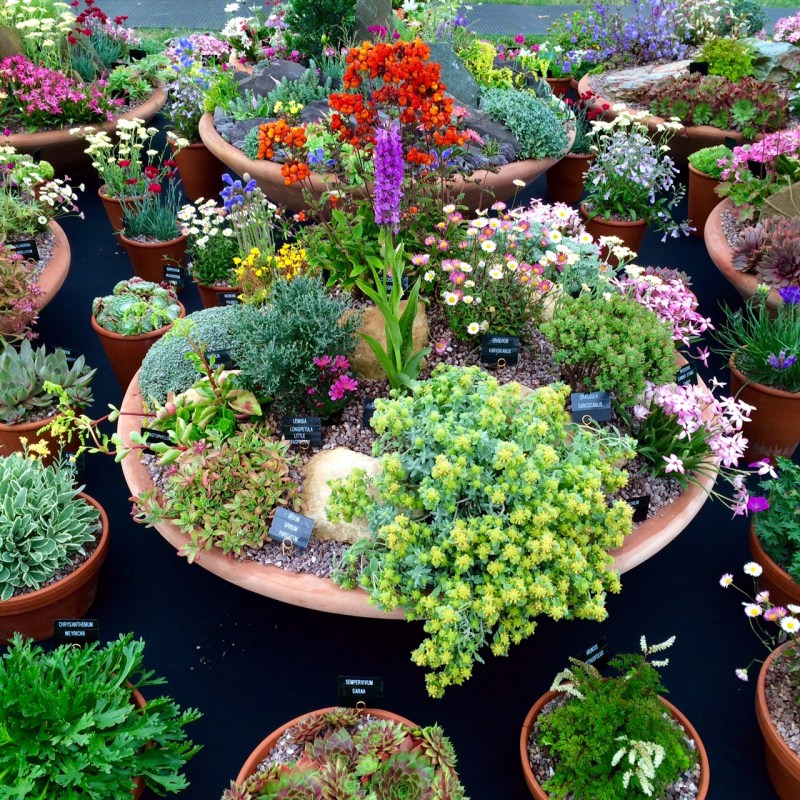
427, 43, 480, 108
237, 60, 308, 98
303, 447, 380, 544
346, 301, 430, 381
459, 104, 522, 159
603, 60, 692, 98
0, 26, 24, 58
300, 99, 332, 125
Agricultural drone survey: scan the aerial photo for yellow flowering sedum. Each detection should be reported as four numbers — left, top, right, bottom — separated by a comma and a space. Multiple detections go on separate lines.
328, 365, 635, 698
233, 243, 308, 305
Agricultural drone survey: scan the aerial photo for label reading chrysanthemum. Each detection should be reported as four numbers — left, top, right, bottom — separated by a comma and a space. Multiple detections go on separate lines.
480, 335, 520, 367
7, 239, 39, 262
54, 619, 99, 645
571, 391, 612, 423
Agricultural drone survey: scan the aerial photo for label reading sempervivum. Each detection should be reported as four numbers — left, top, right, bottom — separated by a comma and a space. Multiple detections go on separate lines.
626, 494, 651, 523
54, 619, 99, 645
675, 363, 697, 386
268, 507, 314, 549
337, 676, 384, 701
7, 239, 39, 262
570, 391, 612, 423
480, 334, 520, 367
217, 291, 240, 306
163, 263, 186, 288
281, 416, 322, 447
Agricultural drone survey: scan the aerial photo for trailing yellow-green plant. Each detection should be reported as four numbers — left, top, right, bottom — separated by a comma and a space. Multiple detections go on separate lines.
327, 365, 635, 698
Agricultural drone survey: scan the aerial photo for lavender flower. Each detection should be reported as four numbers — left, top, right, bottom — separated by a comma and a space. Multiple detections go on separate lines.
767, 350, 798, 370
373, 124, 403, 229
779, 285, 800, 305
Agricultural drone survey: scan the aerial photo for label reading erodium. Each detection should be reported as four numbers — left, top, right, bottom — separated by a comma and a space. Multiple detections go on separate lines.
480, 334, 520, 367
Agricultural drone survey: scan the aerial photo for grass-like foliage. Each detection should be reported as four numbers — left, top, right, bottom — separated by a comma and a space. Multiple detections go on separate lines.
0, 633, 201, 798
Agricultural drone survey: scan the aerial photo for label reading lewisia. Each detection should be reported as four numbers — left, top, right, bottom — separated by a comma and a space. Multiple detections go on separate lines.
280, 416, 322, 448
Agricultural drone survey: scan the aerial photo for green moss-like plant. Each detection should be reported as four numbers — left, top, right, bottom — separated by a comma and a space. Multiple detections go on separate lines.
541, 293, 675, 406
92, 277, 181, 335
0, 452, 100, 600
328, 365, 635, 697
536, 636, 696, 800
687, 145, 733, 180
139, 305, 243, 404
230, 275, 362, 410
480, 88, 568, 159
0, 633, 201, 798
700, 37, 755, 82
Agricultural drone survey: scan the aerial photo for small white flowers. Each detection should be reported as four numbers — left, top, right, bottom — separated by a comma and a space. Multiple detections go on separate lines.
743, 603, 763, 618
466, 322, 480, 335
479, 240, 496, 253
443, 292, 459, 306
423, 270, 435, 282
512, 179, 526, 187
781, 617, 800, 634
719, 573, 733, 588
735, 668, 749, 682
743, 562, 763, 577
488, 266, 504, 280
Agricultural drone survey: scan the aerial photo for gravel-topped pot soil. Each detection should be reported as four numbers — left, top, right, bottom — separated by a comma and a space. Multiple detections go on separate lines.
198, 112, 574, 214
0, 87, 167, 176
749, 521, 800, 610
704, 199, 783, 314
0, 493, 109, 643
730, 356, 800, 461
756, 642, 800, 800
233, 707, 418, 787
520, 690, 711, 800
118, 234, 188, 286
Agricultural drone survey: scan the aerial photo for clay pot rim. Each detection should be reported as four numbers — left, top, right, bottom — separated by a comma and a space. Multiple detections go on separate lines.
192, 277, 241, 292
687, 162, 723, 181
579, 202, 648, 228
730, 355, 800, 401
0, 408, 63, 434
563, 151, 594, 161
234, 707, 418, 786
749, 519, 799, 593
118, 233, 187, 250
520, 689, 711, 799
90, 301, 186, 342
0, 492, 109, 614
756, 641, 800, 770
98, 185, 143, 203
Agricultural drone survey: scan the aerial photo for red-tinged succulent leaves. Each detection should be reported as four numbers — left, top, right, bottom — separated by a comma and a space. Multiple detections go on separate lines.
732, 224, 765, 273
418, 724, 458, 771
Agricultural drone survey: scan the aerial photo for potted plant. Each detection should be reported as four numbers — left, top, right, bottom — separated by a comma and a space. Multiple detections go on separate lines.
0, 243, 41, 341
715, 285, 800, 460
520, 635, 710, 799
546, 90, 601, 204
221, 706, 465, 799
0, 340, 95, 463
581, 109, 692, 254
179, 197, 241, 308
91, 277, 185, 390
720, 563, 800, 799
164, 36, 228, 202
687, 144, 732, 237
0, 448, 108, 641
746, 457, 800, 608
0, 632, 201, 798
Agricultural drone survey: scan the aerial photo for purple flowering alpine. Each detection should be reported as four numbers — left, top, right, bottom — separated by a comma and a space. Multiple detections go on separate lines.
778, 285, 800, 305
373, 124, 404, 229
767, 350, 798, 370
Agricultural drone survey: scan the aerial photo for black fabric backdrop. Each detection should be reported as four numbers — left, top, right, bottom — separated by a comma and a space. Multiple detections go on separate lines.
16, 129, 793, 799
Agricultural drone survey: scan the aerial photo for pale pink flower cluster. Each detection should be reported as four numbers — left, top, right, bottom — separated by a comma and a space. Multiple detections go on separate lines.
774, 12, 800, 43
515, 198, 585, 236
718, 128, 800, 180
613, 271, 713, 346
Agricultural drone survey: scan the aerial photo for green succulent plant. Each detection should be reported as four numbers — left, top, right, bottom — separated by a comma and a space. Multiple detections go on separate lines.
221, 709, 466, 800
92, 277, 182, 335
0, 451, 100, 600
0, 339, 95, 425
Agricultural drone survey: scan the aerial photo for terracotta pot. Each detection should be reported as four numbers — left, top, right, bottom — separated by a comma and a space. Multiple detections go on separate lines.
194, 279, 241, 309
570, 77, 580, 92
730, 357, 800, 461
520, 690, 711, 799
234, 708, 417, 786
0, 492, 109, 643
0, 87, 167, 175
704, 198, 783, 315
749, 521, 800, 609
0, 220, 70, 335
98, 187, 140, 244
119, 234, 187, 286
580, 203, 647, 257
546, 153, 594, 204
0, 410, 77, 465
687, 163, 721, 238
756, 642, 800, 800
577, 73, 747, 169
169, 141, 225, 203
117, 371, 713, 613
199, 112, 575, 214
546, 76, 572, 97
91, 302, 186, 391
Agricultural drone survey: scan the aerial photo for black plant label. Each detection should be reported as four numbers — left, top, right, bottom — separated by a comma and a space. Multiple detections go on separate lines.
577, 637, 609, 670
218, 291, 240, 306
268, 507, 314, 550
206, 347, 237, 370
141, 427, 173, 454
688, 61, 709, 75
480, 334, 520, 367
54, 619, 99, 645
7, 239, 39, 262
59, 347, 79, 367
163, 263, 186, 289
675, 362, 697, 386
362, 398, 376, 427
281, 416, 322, 448
627, 494, 651, 523
337, 676, 384, 701
571, 391, 612, 423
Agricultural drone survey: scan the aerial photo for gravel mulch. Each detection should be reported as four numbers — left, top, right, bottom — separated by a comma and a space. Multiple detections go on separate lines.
765, 649, 800, 757
527, 695, 703, 800
721, 208, 750, 250
6, 230, 55, 282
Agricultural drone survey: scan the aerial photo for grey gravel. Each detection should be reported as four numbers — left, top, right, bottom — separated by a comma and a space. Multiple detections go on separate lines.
765, 651, 800, 757
721, 208, 749, 250
6, 230, 55, 282
527, 696, 703, 800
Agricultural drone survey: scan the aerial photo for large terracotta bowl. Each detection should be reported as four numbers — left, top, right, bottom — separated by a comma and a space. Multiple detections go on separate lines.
0, 220, 70, 336
520, 690, 711, 799
577, 74, 746, 168
198, 113, 574, 214
0, 86, 167, 175
118, 369, 715, 617
704, 198, 784, 314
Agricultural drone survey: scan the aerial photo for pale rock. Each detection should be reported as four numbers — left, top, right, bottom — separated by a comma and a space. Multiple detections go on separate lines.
603, 60, 692, 97
303, 447, 380, 544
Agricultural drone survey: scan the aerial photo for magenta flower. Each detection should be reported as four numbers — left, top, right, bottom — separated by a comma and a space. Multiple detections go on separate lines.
329, 374, 358, 401
333, 355, 350, 371
746, 496, 770, 513
313, 355, 332, 368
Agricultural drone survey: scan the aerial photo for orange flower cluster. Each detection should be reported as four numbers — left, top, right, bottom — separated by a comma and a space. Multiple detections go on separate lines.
256, 119, 307, 160
329, 39, 467, 154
